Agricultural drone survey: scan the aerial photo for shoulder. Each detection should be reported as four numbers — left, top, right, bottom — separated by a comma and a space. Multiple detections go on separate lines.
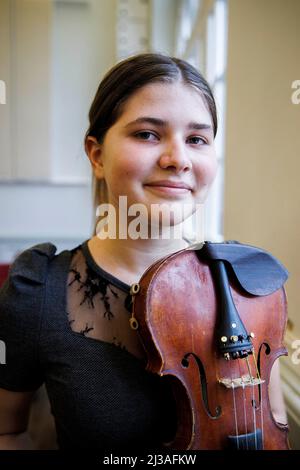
0, 242, 60, 320
8, 242, 58, 285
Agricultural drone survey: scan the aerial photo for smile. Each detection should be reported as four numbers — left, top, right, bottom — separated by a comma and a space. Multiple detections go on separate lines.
145, 185, 191, 195
144, 180, 193, 194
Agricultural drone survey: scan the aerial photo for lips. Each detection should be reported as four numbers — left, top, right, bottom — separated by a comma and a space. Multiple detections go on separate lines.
144, 180, 193, 191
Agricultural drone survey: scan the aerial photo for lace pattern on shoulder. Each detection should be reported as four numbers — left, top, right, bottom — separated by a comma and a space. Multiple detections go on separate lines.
66, 247, 145, 360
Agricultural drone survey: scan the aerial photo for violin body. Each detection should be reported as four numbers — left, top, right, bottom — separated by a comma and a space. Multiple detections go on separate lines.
131, 243, 289, 450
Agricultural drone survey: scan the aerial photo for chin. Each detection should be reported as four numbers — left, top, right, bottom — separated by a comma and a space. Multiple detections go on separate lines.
149, 207, 194, 229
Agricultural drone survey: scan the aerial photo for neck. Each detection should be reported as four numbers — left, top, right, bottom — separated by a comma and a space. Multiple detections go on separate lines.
88, 231, 190, 285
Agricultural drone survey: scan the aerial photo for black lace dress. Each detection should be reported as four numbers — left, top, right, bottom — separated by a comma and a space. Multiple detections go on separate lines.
0, 241, 177, 450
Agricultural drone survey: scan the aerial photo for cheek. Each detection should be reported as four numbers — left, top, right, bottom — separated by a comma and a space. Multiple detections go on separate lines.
195, 156, 218, 187
111, 152, 149, 181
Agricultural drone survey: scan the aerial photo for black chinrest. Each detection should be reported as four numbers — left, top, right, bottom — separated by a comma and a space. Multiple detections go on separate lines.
200, 241, 288, 296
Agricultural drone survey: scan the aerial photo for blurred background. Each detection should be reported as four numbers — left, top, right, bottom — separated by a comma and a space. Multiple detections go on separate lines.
0, 0, 299, 450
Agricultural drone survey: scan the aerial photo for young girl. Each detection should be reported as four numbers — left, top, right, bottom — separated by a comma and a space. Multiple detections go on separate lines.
0, 53, 286, 450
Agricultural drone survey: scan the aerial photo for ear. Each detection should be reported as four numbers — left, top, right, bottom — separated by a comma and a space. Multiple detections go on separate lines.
85, 136, 105, 180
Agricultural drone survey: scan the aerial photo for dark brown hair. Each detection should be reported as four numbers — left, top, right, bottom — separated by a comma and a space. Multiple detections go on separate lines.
85, 53, 218, 211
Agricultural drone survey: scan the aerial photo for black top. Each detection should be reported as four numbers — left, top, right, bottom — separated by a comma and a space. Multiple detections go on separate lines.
0, 241, 176, 450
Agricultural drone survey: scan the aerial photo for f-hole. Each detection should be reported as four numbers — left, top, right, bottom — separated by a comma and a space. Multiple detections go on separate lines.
181, 352, 222, 419
256, 342, 271, 408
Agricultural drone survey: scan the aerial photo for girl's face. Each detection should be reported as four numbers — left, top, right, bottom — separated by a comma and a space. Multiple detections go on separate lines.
89, 81, 218, 227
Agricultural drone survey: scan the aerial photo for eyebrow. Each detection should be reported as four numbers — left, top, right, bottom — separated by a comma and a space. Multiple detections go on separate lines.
124, 116, 213, 131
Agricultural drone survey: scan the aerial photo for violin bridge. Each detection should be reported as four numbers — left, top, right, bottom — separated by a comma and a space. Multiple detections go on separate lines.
218, 375, 265, 389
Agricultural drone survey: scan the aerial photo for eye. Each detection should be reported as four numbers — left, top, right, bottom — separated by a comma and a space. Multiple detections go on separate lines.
134, 131, 159, 141
186, 136, 207, 145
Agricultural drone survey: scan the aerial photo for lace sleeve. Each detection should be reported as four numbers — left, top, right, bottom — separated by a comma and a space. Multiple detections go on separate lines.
67, 248, 145, 361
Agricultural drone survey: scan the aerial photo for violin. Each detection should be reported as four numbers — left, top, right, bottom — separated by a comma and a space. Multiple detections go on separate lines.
129, 241, 290, 450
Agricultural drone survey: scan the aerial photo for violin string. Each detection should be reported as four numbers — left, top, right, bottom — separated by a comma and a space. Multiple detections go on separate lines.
231, 377, 240, 450
252, 380, 258, 450
239, 360, 249, 450
246, 356, 258, 450
252, 349, 264, 449
242, 381, 249, 450
259, 378, 264, 450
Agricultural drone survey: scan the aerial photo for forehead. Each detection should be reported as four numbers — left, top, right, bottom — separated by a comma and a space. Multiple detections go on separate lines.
117, 81, 212, 124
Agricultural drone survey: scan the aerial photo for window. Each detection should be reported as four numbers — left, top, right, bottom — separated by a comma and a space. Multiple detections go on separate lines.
175, 0, 228, 241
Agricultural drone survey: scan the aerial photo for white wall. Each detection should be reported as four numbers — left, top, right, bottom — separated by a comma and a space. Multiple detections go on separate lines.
151, 0, 177, 55
51, 0, 116, 183
0, 0, 13, 179
0, 182, 93, 261
12, 0, 53, 180
0, 0, 117, 261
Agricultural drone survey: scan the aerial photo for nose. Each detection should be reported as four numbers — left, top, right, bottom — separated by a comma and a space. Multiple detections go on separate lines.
158, 138, 192, 173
